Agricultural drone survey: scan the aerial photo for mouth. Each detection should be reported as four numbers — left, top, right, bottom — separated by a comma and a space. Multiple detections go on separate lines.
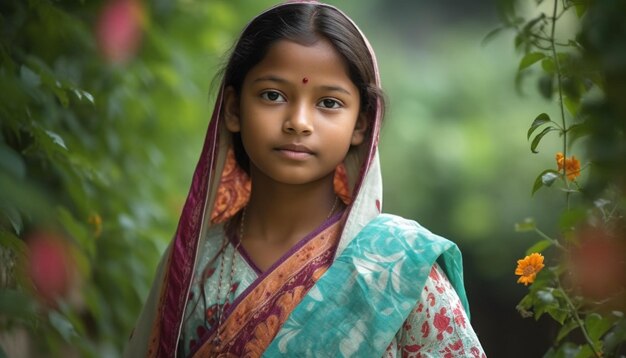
275, 143, 314, 160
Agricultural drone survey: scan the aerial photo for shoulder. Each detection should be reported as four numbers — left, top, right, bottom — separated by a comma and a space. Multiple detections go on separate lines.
366, 213, 455, 250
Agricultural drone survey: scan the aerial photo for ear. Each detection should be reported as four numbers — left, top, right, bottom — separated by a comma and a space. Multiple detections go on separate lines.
350, 113, 368, 146
223, 86, 241, 133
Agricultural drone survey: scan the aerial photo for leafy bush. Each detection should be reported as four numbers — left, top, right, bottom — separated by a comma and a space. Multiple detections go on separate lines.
495, 0, 626, 356
0, 0, 262, 355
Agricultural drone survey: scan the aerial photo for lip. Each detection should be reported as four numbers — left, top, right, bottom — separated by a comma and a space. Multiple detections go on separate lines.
275, 143, 314, 160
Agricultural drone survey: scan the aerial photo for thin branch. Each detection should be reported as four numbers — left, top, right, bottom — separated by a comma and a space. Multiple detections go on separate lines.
533, 227, 566, 251
529, 33, 573, 47
557, 280, 602, 357
550, 0, 570, 208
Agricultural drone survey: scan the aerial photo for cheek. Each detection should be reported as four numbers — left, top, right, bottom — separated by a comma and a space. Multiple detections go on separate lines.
323, 126, 356, 154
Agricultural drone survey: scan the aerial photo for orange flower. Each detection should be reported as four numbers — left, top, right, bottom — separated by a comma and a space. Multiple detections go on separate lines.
556, 152, 581, 181
515, 253, 545, 286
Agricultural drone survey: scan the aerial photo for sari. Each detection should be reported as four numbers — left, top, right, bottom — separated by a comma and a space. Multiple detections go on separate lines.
123, 2, 485, 357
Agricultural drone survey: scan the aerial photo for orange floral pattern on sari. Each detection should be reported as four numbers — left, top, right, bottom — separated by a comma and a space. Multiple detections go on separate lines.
191, 220, 341, 357
334, 162, 351, 205
210, 149, 251, 224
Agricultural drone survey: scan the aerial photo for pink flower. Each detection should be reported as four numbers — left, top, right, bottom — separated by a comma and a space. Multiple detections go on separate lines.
27, 231, 75, 305
567, 226, 626, 305
96, 0, 144, 63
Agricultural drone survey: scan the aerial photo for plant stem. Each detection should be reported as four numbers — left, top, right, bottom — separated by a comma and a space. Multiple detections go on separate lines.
558, 282, 602, 357
534, 228, 566, 251
550, 0, 570, 209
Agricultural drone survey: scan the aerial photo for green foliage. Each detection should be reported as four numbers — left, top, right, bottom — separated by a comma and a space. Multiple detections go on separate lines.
0, 0, 275, 355
498, 0, 626, 356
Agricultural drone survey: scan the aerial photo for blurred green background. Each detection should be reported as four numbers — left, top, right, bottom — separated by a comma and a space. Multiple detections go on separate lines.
0, 0, 584, 356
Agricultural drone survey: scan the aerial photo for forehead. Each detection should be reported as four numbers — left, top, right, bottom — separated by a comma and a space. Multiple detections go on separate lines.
245, 39, 354, 87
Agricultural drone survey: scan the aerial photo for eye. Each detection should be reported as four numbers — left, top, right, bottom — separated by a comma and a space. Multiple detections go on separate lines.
319, 98, 342, 109
260, 90, 286, 102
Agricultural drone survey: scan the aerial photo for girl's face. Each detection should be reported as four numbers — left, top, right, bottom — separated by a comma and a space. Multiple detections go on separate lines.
225, 38, 367, 186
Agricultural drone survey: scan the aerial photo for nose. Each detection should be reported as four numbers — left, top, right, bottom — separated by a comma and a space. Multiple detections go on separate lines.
283, 103, 313, 135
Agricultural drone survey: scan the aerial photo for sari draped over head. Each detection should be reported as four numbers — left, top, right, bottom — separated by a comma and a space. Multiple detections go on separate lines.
124, 2, 485, 357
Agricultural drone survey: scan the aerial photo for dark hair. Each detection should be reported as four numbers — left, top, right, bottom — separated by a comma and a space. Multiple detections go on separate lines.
221, 3, 385, 172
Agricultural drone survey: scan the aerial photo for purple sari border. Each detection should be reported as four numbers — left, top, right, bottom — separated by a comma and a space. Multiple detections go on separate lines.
228, 209, 344, 277
225, 209, 343, 318
156, 102, 223, 357
188, 243, 336, 357
188, 210, 344, 356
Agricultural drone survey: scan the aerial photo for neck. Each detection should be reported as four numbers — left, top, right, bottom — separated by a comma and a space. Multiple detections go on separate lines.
244, 172, 340, 244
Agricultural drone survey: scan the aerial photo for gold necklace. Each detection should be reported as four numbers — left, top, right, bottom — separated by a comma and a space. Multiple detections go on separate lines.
212, 196, 339, 348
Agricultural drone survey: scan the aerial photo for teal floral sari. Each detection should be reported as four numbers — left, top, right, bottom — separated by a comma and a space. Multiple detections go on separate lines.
264, 214, 474, 357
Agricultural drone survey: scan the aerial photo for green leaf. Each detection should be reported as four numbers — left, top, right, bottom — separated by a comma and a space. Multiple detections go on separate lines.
0, 289, 38, 322
532, 169, 560, 195
557, 319, 579, 343
1, 205, 24, 235
538, 75, 554, 99
531, 126, 558, 153
546, 305, 569, 324
72, 89, 95, 105
525, 239, 552, 255
562, 76, 582, 100
56, 206, 94, 257
531, 284, 568, 325
585, 313, 613, 342
534, 288, 559, 320
527, 113, 551, 140
0, 144, 26, 179
575, 345, 598, 358
44, 130, 68, 151
515, 218, 536, 232
575, 4, 588, 17
48, 310, 78, 343
567, 122, 590, 147
521, 14, 546, 35
514, 33, 524, 50
516, 294, 534, 318
564, 96, 581, 117
519, 52, 546, 71
0, 230, 27, 257
56, 301, 87, 336
529, 266, 556, 290
559, 208, 587, 232
541, 57, 555, 73
19, 65, 41, 88
536, 289, 555, 304
481, 27, 503, 46
52, 86, 69, 108
604, 319, 626, 354
555, 342, 582, 358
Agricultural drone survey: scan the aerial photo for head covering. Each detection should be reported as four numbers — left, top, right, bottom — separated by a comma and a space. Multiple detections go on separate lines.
125, 3, 385, 357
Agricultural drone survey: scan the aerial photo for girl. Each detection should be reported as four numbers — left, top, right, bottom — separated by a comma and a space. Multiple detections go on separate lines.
125, 2, 485, 357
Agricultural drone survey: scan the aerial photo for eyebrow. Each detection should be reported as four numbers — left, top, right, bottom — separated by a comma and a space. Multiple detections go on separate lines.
253, 75, 289, 85
253, 75, 353, 96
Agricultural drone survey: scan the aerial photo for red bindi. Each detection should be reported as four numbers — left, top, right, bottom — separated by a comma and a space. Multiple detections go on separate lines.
302, 77, 309, 84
